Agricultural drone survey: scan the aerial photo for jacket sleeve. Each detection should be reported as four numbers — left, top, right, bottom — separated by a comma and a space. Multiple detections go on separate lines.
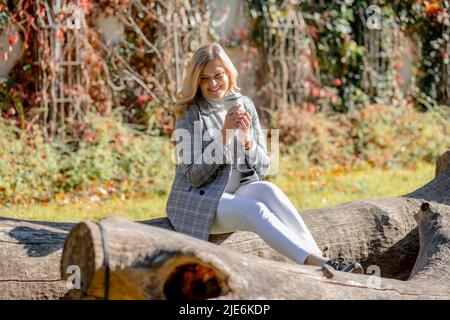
174, 107, 232, 188
244, 97, 271, 179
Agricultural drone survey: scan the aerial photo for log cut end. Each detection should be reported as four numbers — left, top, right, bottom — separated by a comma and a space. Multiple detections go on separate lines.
61, 217, 234, 300
409, 201, 450, 286
60, 221, 101, 299
160, 253, 230, 300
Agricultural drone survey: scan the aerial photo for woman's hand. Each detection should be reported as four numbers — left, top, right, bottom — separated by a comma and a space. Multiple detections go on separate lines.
229, 105, 253, 149
235, 110, 253, 149
220, 104, 248, 146
222, 105, 243, 131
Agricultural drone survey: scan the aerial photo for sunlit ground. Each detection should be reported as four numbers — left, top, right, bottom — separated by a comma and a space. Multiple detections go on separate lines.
0, 157, 435, 222
266, 158, 434, 212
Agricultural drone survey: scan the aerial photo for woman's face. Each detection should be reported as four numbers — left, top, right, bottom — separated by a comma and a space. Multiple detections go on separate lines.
199, 58, 229, 101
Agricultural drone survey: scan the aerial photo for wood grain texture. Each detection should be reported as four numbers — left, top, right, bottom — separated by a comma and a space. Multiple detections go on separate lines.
0, 218, 72, 299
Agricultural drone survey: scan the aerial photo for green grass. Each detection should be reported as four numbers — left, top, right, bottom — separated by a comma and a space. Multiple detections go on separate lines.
266, 156, 435, 211
0, 195, 169, 222
0, 157, 435, 222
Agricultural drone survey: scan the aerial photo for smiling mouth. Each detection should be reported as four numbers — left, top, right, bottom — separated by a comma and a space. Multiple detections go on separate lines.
208, 86, 222, 93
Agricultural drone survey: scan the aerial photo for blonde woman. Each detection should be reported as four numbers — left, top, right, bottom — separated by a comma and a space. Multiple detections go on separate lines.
166, 43, 362, 273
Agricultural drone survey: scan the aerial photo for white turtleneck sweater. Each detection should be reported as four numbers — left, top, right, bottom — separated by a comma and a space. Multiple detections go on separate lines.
202, 95, 244, 194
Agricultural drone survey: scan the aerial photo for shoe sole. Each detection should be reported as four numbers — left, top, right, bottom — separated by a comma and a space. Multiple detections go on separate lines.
343, 262, 364, 274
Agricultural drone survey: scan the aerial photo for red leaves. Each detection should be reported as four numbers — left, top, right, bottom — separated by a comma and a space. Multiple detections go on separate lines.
424, 1, 442, 16
311, 59, 320, 70
307, 25, 319, 41
311, 85, 321, 97
135, 95, 153, 107
79, 0, 93, 11
333, 78, 342, 87
82, 132, 96, 143
7, 31, 19, 48
37, 7, 46, 16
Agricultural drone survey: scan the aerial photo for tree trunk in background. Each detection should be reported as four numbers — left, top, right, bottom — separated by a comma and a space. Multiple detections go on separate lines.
0, 151, 449, 299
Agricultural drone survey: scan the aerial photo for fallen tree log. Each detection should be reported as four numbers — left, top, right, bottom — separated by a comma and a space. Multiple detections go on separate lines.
1, 150, 449, 299
60, 200, 450, 299
0, 218, 72, 299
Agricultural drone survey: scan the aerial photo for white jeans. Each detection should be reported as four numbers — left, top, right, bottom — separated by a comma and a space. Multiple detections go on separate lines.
210, 181, 323, 264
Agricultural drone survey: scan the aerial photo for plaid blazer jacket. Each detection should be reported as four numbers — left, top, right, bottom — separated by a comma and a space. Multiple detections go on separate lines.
165, 93, 271, 241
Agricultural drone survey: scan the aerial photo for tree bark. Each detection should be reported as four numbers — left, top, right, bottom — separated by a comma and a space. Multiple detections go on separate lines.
1, 150, 449, 299
0, 218, 72, 299
60, 200, 450, 300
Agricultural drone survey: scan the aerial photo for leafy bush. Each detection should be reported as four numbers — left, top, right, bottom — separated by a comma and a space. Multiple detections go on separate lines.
0, 111, 172, 205
274, 103, 450, 170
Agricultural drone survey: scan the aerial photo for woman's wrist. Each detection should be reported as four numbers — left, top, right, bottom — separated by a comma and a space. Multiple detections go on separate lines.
244, 134, 254, 150
219, 127, 232, 147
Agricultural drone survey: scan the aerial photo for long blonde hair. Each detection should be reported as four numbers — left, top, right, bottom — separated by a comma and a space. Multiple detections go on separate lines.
174, 43, 240, 116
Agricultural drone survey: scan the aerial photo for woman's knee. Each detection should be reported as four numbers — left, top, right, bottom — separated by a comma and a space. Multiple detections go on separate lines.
253, 181, 283, 198
242, 200, 274, 228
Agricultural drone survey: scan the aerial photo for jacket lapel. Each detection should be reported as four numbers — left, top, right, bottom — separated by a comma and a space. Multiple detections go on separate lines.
197, 97, 222, 140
